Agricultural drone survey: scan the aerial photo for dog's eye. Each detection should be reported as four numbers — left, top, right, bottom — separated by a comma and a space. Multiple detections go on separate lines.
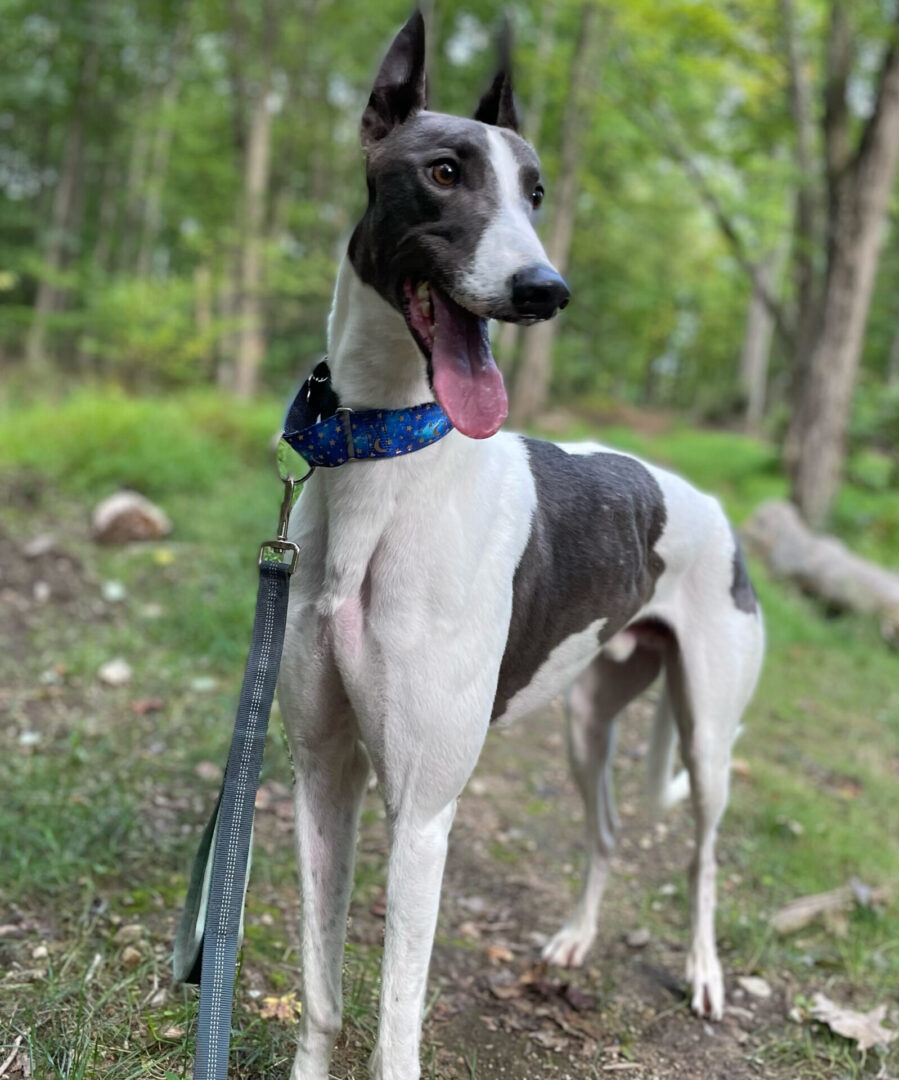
531, 184, 545, 210
431, 160, 459, 187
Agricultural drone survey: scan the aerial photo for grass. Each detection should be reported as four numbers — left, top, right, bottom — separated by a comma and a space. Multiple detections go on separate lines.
544, 414, 899, 566
1, 387, 897, 1078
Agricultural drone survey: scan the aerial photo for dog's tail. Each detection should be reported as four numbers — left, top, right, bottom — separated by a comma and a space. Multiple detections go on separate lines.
646, 688, 690, 815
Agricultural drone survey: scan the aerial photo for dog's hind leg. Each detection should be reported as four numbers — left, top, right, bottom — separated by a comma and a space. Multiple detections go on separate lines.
543, 644, 662, 968
666, 613, 762, 1020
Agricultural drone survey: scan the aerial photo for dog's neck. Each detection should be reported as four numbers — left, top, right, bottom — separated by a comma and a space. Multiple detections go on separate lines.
326, 254, 433, 412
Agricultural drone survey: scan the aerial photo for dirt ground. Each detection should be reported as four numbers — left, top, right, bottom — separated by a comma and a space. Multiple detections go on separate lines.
2, 476, 893, 1080
355, 706, 787, 1079
240, 696, 796, 1079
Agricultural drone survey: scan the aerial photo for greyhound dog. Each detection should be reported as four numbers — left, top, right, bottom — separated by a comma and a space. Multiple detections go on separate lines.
277, 12, 764, 1079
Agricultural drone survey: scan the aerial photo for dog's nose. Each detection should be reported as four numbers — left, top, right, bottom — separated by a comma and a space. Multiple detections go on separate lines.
509, 265, 571, 320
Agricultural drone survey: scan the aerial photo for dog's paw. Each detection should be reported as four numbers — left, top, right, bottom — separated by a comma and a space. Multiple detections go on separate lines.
541, 923, 595, 968
686, 946, 724, 1021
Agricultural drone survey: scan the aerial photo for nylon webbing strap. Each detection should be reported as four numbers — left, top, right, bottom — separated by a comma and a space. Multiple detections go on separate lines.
193, 559, 291, 1080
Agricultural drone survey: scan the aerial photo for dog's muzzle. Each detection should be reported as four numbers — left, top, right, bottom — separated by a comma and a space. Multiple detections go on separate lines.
509, 265, 571, 320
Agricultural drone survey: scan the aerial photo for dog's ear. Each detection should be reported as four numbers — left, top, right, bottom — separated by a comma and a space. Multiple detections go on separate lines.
362, 10, 428, 150
474, 18, 519, 132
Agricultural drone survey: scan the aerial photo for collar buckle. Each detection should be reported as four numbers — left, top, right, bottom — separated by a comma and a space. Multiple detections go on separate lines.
336, 407, 355, 461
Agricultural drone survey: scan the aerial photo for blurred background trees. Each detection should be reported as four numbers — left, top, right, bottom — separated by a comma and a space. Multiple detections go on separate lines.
2, 0, 897, 525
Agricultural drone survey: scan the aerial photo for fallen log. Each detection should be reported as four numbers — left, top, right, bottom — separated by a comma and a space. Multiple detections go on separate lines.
743, 499, 899, 642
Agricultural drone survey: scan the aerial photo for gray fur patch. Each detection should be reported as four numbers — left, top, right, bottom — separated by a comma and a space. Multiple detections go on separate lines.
730, 528, 758, 614
491, 440, 667, 721
349, 111, 540, 314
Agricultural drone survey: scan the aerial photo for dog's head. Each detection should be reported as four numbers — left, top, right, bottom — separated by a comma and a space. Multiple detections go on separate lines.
349, 11, 570, 439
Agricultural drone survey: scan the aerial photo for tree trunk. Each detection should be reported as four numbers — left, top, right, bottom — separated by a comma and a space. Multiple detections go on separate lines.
779, 0, 820, 466
790, 15, 899, 525
194, 264, 213, 375
887, 323, 899, 386
25, 36, 99, 371
233, 2, 276, 400
92, 156, 122, 274
739, 246, 784, 433
215, 257, 240, 389
117, 89, 154, 273
135, 25, 187, 278
744, 499, 899, 641
509, 3, 604, 426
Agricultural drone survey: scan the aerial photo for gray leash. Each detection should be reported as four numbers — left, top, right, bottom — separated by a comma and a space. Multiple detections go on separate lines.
173, 444, 311, 1079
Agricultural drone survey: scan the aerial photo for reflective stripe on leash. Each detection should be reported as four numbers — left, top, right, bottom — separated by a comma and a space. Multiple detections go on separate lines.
174, 396, 315, 1078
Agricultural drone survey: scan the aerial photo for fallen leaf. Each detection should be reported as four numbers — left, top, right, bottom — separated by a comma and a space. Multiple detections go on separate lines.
731, 757, 752, 778
120, 945, 142, 968
822, 909, 850, 938
258, 992, 302, 1022
810, 993, 896, 1052
563, 984, 594, 1012
98, 657, 132, 687
23, 534, 56, 558
113, 924, 144, 946
194, 761, 223, 783
488, 979, 522, 1001
530, 1029, 568, 1051
457, 895, 490, 915
776, 816, 805, 837
101, 580, 127, 603
485, 944, 514, 964
737, 975, 772, 999
130, 698, 165, 714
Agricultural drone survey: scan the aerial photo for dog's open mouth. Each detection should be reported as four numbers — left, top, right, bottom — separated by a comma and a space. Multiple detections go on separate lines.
402, 279, 508, 440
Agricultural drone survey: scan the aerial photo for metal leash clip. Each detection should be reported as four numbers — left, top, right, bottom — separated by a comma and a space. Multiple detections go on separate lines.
258, 439, 315, 573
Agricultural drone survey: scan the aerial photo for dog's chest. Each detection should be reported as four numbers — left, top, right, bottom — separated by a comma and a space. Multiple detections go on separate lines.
288, 436, 669, 729
289, 436, 535, 706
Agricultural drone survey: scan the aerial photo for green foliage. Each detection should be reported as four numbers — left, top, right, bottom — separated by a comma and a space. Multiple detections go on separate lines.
3, 0, 897, 429
0, 388, 281, 500
79, 276, 219, 385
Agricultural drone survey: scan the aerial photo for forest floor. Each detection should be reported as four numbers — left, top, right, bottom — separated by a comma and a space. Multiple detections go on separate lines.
1, 391, 897, 1079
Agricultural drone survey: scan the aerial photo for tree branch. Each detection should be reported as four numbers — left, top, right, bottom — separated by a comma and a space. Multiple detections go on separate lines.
854, 8, 899, 176
779, 0, 820, 385
823, 1, 852, 210
662, 137, 795, 348
780, 0, 817, 297
611, 67, 796, 348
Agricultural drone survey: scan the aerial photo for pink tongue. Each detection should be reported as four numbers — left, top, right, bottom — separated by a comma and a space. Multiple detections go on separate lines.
429, 286, 508, 439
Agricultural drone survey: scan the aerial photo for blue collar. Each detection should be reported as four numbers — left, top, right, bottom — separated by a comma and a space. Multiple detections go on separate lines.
282, 362, 453, 468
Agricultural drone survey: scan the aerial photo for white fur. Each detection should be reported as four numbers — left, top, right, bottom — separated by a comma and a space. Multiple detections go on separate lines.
458, 127, 550, 304
278, 257, 764, 1079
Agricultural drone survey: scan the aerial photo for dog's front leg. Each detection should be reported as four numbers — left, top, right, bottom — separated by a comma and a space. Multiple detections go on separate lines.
289, 728, 369, 1080
362, 692, 490, 1080
369, 798, 456, 1080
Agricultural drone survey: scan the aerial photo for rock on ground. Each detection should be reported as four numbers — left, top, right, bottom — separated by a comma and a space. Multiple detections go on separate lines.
91, 490, 171, 545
